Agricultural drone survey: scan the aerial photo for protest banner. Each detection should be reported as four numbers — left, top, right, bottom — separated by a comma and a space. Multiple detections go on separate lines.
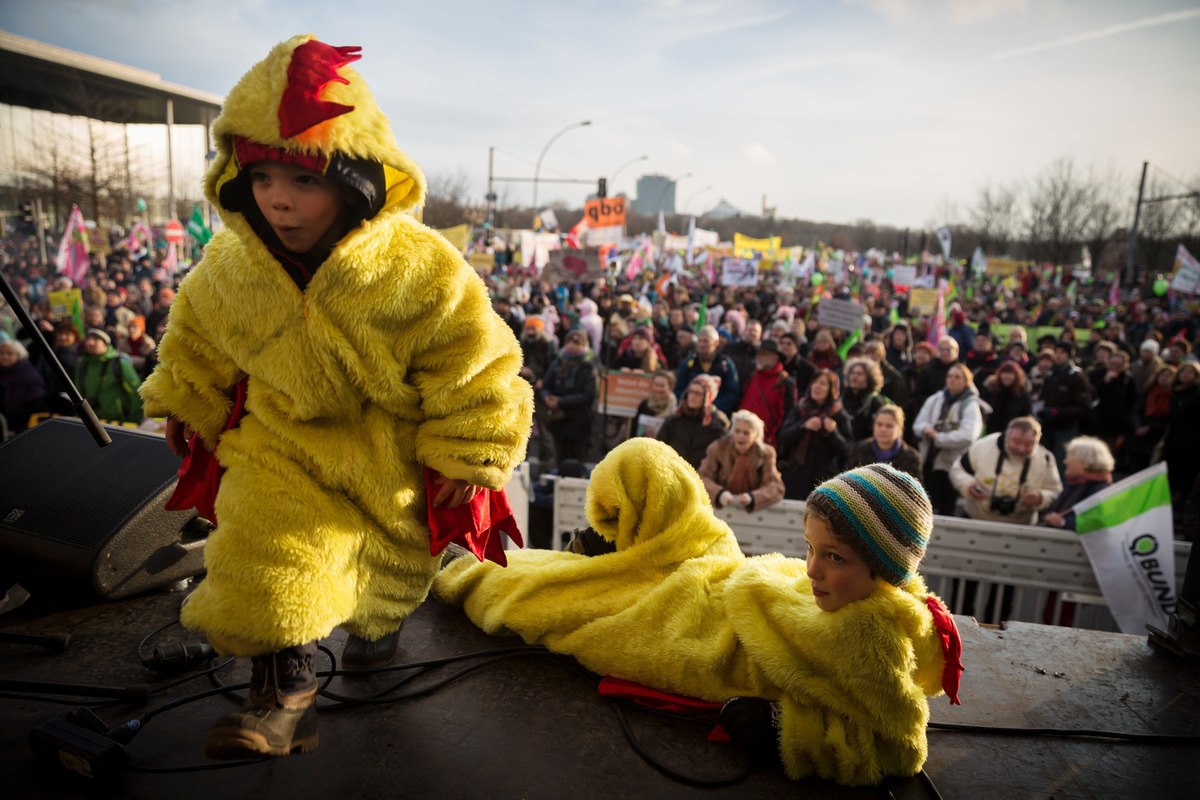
908, 287, 939, 315
721, 258, 759, 287
892, 265, 917, 287
586, 225, 621, 247
542, 248, 603, 284
597, 370, 654, 418
1073, 463, 1177, 635
816, 297, 865, 333
467, 252, 495, 272
585, 196, 626, 230
985, 257, 1032, 276
733, 233, 780, 258
1169, 244, 1199, 294
48, 288, 85, 336
437, 224, 470, 254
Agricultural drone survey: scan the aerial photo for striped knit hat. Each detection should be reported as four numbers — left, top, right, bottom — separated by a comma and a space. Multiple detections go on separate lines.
806, 463, 933, 587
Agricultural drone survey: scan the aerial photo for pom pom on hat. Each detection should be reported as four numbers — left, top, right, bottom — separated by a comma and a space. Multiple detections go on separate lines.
806, 463, 933, 587
1140, 340, 1159, 356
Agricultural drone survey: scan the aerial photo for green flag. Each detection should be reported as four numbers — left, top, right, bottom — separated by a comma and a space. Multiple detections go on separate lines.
695, 293, 707, 333
837, 327, 861, 361
187, 203, 212, 246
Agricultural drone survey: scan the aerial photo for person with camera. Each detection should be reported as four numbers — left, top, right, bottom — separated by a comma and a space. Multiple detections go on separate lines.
949, 416, 1062, 525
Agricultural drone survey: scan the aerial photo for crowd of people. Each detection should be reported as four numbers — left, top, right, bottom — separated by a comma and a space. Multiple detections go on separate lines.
3, 226, 1198, 544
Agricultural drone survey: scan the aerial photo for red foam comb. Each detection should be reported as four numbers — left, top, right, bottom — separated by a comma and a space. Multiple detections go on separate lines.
278, 40, 361, 139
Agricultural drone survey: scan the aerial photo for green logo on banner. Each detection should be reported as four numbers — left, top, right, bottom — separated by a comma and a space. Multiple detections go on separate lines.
1130, 534, 1158, 557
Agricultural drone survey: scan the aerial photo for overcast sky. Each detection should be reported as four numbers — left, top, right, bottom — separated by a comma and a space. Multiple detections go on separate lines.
3, 0, 1198, 229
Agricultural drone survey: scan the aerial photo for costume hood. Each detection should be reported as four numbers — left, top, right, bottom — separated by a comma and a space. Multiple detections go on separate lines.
206, 34, 426, 235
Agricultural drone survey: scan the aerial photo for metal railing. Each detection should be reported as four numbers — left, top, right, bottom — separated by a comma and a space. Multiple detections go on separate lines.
537, 475, 1192, 632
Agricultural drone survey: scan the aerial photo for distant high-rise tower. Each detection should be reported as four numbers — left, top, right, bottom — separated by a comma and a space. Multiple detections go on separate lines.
633, 174, 676, 215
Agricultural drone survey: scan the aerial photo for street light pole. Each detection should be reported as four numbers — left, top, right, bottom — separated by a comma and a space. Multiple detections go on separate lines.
684, 185, 713, 215
609, 154, 648, 196
657, 172, 692, 214
532, 120, 591, 228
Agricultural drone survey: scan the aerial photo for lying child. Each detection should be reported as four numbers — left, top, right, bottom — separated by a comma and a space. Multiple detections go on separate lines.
434, 439, 961, 786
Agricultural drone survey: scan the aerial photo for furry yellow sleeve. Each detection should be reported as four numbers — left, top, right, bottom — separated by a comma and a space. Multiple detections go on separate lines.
407, 242, 533, 490
138, 261, 243, 443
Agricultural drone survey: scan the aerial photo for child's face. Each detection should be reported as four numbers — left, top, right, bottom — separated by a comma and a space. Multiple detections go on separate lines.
250, 161, 346, 255
805, 515, 883, 612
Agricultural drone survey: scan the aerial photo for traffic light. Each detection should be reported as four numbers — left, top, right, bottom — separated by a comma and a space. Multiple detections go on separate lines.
597, 178, 607, 198
19, 202, 34, 234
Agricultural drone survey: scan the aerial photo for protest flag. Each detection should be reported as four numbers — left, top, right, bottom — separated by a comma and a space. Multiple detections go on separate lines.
1108, 270, 1121, 310
187, 203, 212, 246
685, 216, 696, 265
935, 226, 952, 261
163, 241, 178, 278
695, 294, 707, 333
926, 285, 946, 345
837, 327, 862, 361
1073, 463, 1177, 635
55, 204, 90, 287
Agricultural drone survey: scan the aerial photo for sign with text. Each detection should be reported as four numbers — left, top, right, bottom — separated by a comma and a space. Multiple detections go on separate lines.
585, 197, 626, 230
892, 265, 917, 287
586, 225, 622, 247
1170, 244, 1199, 294
733, 233, 780, 257
542, 248, 603, 285
816, 297, 865, 333
721, 258, 759, 287
597, 370, 654, 418
908, 287, 939, 316
986, 257, 1032, 276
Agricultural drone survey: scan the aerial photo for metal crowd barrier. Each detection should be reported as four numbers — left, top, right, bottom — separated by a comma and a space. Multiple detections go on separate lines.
536, 474, 1192, 632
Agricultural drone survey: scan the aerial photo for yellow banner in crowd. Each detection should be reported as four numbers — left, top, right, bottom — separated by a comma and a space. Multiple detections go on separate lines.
437, 224, 471, 254
986, 257, 1034, 276
733, 233, 781, 258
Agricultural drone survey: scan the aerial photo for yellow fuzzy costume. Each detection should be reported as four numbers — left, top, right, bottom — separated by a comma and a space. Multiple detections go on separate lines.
434, 439, 949, 786
141, 35, 532, 655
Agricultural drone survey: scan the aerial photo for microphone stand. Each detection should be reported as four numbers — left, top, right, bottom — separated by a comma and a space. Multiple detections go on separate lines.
0, 271, 109, 447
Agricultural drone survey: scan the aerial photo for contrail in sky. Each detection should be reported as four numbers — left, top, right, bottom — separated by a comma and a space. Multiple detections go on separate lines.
991, 8, 1200, 60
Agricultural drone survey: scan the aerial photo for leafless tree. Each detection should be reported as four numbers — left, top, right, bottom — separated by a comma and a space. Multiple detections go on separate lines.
1024, 158, 1094, 265
969, 182, 1022, 254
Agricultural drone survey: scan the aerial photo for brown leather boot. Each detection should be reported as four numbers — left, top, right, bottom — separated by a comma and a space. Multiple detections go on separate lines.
205, 642, 319, 759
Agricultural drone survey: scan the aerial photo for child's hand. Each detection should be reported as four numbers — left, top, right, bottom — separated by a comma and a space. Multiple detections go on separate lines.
165, 416, 194, 458
433, 475, 481, 508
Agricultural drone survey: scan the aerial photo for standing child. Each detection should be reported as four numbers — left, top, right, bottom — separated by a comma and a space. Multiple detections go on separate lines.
140, 36, 532, 759
435, 441, 962, 786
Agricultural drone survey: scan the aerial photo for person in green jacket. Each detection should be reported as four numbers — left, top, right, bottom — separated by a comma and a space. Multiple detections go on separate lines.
76, 327, 143, 424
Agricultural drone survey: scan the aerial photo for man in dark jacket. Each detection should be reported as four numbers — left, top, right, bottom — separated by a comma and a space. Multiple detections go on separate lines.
726, 318, 763, 391
520, 316, 560, 469
675, 325, 741, 417
1037, 340, 1092, 469
912, 336, 959, 417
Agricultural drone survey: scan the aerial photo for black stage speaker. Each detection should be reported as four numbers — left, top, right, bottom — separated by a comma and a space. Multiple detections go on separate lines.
0, 417, 207, 598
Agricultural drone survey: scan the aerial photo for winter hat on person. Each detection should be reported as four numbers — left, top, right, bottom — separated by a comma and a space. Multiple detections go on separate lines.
806, 463, 933, 587
523, 316, 545, 331
1140, 340, 1160, 356
86, 328, 112, 346
632, 325, 654, 341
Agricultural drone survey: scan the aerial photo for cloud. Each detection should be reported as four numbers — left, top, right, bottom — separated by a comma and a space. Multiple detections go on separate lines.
665, 138, 693, 160
843, 0, 1029, 25
992, 8, 1200, 60
741, 142, 776, 164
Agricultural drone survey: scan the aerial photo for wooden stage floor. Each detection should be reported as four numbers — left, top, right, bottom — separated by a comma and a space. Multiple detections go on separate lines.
1, 582, 1197, 799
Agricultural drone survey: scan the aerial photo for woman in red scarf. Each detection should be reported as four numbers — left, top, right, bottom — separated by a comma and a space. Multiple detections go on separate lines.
698, 409, 785, 512
778, 368, 851, 499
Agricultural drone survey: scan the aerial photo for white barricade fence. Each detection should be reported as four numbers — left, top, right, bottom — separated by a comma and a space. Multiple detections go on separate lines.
537, 475, 1191, 632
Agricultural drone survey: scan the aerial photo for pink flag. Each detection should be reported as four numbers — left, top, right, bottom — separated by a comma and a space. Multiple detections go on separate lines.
927, 286, 946, 345
163, 241, 178, 278
1109, 271, 1120, 308
55, 204, 90, 287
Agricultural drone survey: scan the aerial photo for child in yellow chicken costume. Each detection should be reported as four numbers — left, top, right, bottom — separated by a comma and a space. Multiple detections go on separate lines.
434, 440, 962, 787
140, 35, 532, 758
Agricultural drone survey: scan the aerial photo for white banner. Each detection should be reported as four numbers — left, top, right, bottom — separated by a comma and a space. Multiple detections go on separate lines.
1170, 244, 1200, 294
720, 258, 759, 287
892, 265, 917, 287
586, 225, 622, 247
936, 226, 952, 261
1073, 463, 1177, 635
816, 297, 866, 333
